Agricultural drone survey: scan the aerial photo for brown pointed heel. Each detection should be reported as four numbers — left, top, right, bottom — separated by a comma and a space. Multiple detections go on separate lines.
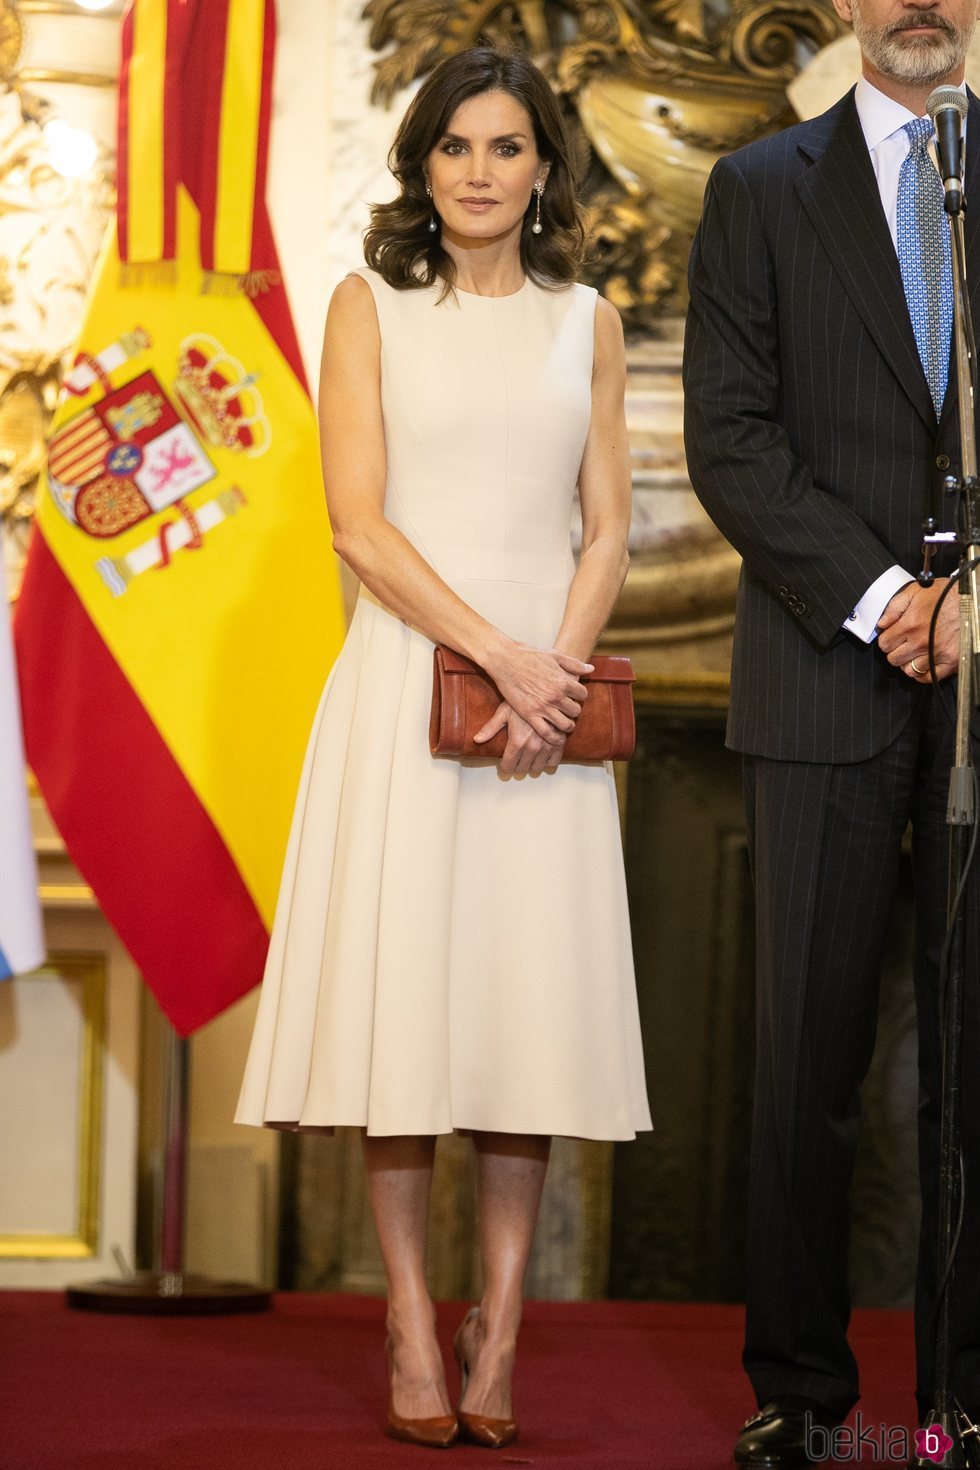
453, 1307, 520, 1450
457, 1410, 519, 1449
385, 1410, 459, 1449
385, 1337, 459, 1448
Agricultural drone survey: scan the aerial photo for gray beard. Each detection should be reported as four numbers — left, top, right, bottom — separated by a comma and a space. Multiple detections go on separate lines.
852, 14, 972, 85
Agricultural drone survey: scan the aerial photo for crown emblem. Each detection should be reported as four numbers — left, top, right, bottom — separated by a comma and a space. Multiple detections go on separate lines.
173, 334, 270, 456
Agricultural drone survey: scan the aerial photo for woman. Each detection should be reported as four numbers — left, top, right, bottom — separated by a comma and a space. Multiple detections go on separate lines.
236, 46, 651, 1449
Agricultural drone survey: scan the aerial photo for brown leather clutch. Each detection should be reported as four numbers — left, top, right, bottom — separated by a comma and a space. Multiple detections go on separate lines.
429, 646, 636, 762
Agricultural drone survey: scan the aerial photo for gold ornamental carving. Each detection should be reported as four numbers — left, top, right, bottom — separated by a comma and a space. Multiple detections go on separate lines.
0, 2, 24, 85
364, 0, 845, 331
0, 80, 114, 588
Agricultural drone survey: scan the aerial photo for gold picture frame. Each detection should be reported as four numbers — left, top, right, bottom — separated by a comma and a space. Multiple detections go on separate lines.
0, 952, 106, 1259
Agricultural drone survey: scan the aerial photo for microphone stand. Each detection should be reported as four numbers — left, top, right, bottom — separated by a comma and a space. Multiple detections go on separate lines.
911, 156, 980, 1470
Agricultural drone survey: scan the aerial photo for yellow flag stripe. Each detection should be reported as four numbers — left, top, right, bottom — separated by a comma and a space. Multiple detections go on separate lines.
127, 0, 168, 264
213, 0, 264, 275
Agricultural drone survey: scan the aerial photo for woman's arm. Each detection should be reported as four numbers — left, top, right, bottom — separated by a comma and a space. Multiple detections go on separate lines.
475, 295, 631, 775
319, 274, 592, 739
553, 294, 632, 659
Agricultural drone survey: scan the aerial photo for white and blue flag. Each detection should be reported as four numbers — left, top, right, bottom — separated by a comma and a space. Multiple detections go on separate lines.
0, 533, 43, 978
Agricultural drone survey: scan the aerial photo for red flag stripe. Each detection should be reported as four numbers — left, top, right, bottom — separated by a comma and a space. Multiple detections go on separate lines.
160, 0, 185, 261
247, 203, 307, 393
193, 0, 231, 278
250, 0, 276, 273
14, 528, 268, 1035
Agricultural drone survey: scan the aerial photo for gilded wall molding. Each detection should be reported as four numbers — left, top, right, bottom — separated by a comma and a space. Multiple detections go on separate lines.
0, 2, 23, 84
0, 0, 115, 590
20, 1, 122, 14
19, 68, 116, 87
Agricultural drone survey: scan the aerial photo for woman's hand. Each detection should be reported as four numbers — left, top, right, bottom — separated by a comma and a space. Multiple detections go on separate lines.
479, 644, 591, 742
475, 702, 566, 775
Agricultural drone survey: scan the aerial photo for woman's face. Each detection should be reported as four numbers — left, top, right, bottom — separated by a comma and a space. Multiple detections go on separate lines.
425, 88, 550, 243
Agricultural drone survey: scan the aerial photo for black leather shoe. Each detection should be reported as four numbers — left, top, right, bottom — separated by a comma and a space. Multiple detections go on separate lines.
733, 1396, 841, 1468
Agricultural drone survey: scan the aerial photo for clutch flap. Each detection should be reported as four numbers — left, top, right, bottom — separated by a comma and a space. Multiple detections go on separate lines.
436, 648, 634, 683
588, 656, 635, 684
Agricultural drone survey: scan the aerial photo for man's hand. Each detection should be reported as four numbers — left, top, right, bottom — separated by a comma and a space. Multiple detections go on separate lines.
876, 577, 959, 683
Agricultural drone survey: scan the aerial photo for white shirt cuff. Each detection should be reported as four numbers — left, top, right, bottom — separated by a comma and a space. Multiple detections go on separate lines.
844, 565, 915, 643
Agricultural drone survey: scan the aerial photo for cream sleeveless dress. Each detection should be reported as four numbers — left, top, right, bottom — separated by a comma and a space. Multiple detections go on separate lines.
235, 267, 651, 1141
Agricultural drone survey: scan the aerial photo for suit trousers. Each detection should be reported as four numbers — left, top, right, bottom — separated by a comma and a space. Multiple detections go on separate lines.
742, 688, 980, 1419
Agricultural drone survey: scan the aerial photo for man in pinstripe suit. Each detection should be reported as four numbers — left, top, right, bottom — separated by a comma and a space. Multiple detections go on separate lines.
684, 0, 980, 1462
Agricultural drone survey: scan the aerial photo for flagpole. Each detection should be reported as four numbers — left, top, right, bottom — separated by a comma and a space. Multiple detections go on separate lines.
160, 1023, 189, 1277
66, 1023, 270, 1314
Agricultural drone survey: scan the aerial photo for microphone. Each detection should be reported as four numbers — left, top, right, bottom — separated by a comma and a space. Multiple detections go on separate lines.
927, 86, 968, 213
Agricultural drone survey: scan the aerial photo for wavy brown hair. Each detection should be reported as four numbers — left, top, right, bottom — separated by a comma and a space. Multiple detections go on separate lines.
364, 48, 587, 294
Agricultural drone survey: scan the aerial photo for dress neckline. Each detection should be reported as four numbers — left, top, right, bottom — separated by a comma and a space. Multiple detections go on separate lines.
452, 275, 530, 301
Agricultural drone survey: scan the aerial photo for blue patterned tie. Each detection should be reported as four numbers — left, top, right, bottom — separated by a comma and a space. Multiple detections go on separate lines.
896, 116, 953, 415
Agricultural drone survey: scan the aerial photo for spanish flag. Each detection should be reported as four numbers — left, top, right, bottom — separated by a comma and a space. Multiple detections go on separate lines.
14, 0, 345, 1034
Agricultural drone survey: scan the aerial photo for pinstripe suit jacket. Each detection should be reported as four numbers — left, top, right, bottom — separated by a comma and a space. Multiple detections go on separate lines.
683, 87, 980, 762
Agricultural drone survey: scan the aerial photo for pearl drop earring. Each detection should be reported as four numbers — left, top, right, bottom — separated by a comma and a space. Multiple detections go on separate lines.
426, 182, 437, 234
532, 181, 544, 236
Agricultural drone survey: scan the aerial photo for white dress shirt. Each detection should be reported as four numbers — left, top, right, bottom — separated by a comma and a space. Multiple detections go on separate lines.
843, 76, 966, 642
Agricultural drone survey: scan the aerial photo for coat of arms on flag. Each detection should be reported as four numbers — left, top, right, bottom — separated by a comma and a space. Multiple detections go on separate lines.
48, 331, 270, 596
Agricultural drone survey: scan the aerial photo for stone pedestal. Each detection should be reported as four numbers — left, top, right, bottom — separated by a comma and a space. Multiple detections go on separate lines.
599, 320, 737, 698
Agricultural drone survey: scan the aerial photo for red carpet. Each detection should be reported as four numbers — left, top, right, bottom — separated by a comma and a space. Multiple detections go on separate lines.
0, 1293, 918, 1469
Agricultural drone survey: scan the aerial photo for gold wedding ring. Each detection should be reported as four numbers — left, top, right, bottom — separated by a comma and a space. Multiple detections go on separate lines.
909, 657, 927, 675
